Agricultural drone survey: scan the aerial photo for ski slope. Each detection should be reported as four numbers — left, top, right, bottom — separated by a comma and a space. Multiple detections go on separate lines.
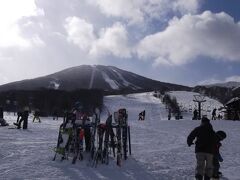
168, 91, 223, 118
0, 91, 240, 179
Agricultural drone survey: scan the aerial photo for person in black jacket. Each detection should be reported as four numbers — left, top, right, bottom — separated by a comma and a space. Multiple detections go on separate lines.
187, 117, 216, 180
16, 110, 29, 129
212, 130, 226, 178
212, 108, 217, 120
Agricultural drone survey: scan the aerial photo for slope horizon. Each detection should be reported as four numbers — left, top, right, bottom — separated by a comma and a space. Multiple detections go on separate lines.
2, 64, 240, 89
0, 64, 191, 88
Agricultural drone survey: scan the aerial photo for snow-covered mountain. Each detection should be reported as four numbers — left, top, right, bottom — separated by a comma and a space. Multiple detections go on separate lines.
0, 65, 190, 93
193, 81, 240, 104
204, 81, 240, 89
193, 85, 233, 104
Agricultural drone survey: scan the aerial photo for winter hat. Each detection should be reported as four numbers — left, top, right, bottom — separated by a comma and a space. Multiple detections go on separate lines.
216, 130, 227, 140
201, 117, 210, 124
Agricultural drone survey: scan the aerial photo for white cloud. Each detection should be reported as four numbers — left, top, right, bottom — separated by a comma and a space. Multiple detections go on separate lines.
64, 17, 96, 51
87, 0, 144, 24
0, 0, 44, 48
173, 0, 200, 14
87, 0, 200, 24
64, 17, 131, 58
90, 22, 131, 58
29, 35, 46, 47
136, 11, 240, 66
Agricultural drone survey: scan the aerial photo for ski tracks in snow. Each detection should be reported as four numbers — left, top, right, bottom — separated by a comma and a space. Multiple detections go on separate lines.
89, 66, 96, 89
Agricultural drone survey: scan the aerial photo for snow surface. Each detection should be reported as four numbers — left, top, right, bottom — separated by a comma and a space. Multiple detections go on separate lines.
49, 80, 60, 90
101, 71, 119, 90
89, 66, 96, 89
1, 91, 240, 180
110, 68, 141, 90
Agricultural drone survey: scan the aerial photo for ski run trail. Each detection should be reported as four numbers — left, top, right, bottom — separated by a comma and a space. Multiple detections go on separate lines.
1, 91, 240, 180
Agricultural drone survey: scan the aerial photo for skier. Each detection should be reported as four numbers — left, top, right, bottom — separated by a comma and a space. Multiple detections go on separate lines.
212, 130, 227, 178
138, 110, 145, 120
0, 106, 3, 119
15, 109, 29, 129
168, 109, 171, 120
0, 106, 9, 126
212, 108, 217, 120
33, 109, 41, 123
193, 109, 198, 120
187, 117, 216, 180
53, 109, 59, 120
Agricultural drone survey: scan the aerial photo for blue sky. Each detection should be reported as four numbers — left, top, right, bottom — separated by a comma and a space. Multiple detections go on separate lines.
0, 0, 240, 86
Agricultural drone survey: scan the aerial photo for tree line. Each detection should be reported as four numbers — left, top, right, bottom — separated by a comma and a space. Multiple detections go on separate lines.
0, 89, 103, 116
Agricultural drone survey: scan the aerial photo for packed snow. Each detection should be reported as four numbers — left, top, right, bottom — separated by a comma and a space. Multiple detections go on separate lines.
101, 71, 119, 90
0, 91, 240, 180
89, 66, 97, 89
110, 68, 141, 90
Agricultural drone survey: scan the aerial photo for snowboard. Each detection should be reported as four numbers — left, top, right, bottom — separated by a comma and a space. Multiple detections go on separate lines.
8, 122, 20, 129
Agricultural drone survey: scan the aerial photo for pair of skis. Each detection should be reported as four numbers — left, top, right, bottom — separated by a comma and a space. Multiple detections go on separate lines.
91, 114, 115, 167
115, 108, 131, 166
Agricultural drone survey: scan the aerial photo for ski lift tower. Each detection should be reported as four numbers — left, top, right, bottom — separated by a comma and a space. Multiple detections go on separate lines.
193, 95, 206, 120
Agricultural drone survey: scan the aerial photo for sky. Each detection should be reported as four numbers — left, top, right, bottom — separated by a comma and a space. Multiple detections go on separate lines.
0, 0, 240, 87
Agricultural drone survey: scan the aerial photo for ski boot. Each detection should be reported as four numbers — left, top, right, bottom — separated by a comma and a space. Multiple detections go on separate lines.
204, 175, 210, 180
218, 171, 222, 176
195, 174, 203, 180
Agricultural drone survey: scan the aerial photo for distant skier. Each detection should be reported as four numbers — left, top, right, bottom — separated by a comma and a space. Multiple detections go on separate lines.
0, 107, 9, 126
212, 130, 226, 178
187, 117, 216, 180
15, 109, 29, 129
0, 106, 3, 119
138, 110, 145, 120
168, 109, 171, 120
192, 109, 198, 120
33, 109, 41, 123
212, 108, 217, 120
217, 114, 221, 120
53, 109, 59, 120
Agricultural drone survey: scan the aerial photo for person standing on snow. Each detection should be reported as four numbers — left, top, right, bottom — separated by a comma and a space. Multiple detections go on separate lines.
212, 130, 226, 178
193, 109, 198, 120
212, 108, 217, 120
138, 110, 145, 120
187, 117, 216, 180
33, 109, 41, 123
0, 106, 9, 126
16, 109, 29, 129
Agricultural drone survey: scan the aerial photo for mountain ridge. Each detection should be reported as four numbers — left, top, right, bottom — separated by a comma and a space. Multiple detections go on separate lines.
0, 65, 190, 93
